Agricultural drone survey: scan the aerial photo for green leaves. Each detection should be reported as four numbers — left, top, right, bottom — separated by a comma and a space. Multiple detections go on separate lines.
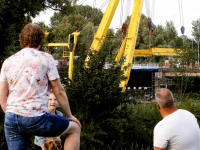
192, 18, 200, 41
171, 41, 198, 101
62, 40, 127, 149
0, 0, 76, 66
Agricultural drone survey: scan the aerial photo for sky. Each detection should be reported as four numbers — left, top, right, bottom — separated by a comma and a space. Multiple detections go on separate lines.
33, 0, 200, 39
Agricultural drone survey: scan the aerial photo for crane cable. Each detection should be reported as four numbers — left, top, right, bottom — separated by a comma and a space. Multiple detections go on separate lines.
145, 0, 155, 23
124, 0, 131, 20
145, 0, 155, 48
93, 0, 96, 8
78, 0, 87, 5
145, 0, 151, 19
178, 0, 185, 34
151, 0, 155, 23
99, 0, 109, 10
120, 0, 124, 28
77, 0, 110, 31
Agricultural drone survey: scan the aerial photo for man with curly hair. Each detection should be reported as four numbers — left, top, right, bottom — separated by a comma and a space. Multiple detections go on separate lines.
0, 23, 81, 150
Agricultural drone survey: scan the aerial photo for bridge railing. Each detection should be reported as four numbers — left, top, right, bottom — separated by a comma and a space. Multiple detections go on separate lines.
104, 62, 160, 69
131, 63, 159, 69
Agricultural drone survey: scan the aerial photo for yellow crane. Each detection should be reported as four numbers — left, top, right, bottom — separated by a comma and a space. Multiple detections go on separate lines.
85, 0, 178, 91
44, 0, 178, 89
133, 48, 177, 57
44, 31, 80, 80
84, 0, 145, 91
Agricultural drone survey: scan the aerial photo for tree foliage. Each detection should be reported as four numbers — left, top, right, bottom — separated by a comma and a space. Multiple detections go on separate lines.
0, 0, 76, 65
52, 14, 86, 43
122, 14, 178, 50
171, 41, 198, 101
74, 5, 103, 26
47, 5, 103, 59
192, 18, 200, 41
62, 38, 128, 149
0, 109, 7, 149
1, 1, 199, 149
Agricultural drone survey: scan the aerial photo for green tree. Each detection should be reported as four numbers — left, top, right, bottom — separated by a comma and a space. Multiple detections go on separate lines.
79, 22, 96, 50
51, 14, 86, 43
171, 41, 198, 101
35, 21, 50, 31
192, 18, 200, 41
176, 36, 184, 49
165, 21, 178, 41
48, 5, 104, 58
62, 38, 128, 149
153, 21, 177, 48
0, 0, 76, 65
50, 12, 65, 28
0, 109, 7, 149
74, 5, 103, 26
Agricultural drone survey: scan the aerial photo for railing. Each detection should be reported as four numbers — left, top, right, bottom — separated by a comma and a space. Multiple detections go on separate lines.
104, 62, 200, 70
131, 63, 159, 69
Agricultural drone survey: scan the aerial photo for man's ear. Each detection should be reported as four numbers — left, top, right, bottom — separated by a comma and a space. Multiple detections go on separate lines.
174, 99, 176, 103
157, 103, 160, 110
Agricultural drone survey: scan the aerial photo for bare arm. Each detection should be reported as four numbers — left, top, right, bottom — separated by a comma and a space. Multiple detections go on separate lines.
0, 82, 8, 113
50, 78, 72, 117
154, 147, 166, 150
50, 78, 81, 127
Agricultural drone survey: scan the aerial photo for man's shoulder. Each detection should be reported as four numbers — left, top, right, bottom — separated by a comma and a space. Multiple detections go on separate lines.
154, 119, 165, 129
154, 114, 174, 129
177, 109, 195, 117
155, 109, 197, 129
154, 119, 171, 135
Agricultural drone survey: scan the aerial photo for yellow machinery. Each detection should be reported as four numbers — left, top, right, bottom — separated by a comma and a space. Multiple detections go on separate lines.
86, 0, 178, 91
133, 48, 177, 57
85, 0, 145, 91
151, 48, 177, 56
44, 31, 80, 80
85, 0, 120, 63
44, 0, 178, 89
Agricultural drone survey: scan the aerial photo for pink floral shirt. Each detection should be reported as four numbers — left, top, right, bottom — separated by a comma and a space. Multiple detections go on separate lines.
0, 48, 60, 117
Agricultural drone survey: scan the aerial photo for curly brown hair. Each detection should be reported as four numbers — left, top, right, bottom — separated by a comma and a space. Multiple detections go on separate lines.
19, 23, 45, 48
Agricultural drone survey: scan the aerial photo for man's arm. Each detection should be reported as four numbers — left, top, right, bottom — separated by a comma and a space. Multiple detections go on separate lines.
50, 78, 81, 127
0, 82, 8, 113
154, 147, 166, 150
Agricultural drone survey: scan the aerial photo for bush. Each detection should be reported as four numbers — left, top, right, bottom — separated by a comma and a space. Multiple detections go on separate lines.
0, 109, 7, 150
63, 40, 128, 149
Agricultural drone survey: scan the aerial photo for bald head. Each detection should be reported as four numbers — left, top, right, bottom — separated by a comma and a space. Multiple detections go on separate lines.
155, 88, 175, 109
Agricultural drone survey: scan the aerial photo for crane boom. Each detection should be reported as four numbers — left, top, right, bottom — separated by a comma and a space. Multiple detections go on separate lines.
119, 0, 144, 91
90, 0, 120, 51
85, 0, 120, 62
57, 0, 178, 88
44, 31, 80, 81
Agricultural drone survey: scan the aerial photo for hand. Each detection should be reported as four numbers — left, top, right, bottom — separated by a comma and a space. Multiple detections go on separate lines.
68, 115, 82, 128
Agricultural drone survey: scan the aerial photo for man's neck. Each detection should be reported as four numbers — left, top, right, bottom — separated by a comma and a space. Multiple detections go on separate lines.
160, 107, 178, 118
24, 46, 39, 50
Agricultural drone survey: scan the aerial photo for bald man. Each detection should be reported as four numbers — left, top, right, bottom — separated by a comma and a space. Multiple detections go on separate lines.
154, 88, 200, 150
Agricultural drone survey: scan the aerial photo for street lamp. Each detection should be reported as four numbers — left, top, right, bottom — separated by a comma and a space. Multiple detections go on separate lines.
198, 37, 199, 65
197, 26, 200, 65
198, 27, 199, 65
